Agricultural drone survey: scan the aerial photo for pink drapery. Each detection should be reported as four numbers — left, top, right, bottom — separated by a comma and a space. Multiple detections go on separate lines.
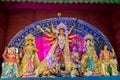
35, 36, 52, 62
35, 35, 84, 62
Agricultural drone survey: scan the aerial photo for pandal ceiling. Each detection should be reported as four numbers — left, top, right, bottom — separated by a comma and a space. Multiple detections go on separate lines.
1, 0, 120, 4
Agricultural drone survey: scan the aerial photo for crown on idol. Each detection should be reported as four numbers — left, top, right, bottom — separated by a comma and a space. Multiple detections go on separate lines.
84, 34, 94, 40
57, 22, 67, 30
25, 34, 35, 41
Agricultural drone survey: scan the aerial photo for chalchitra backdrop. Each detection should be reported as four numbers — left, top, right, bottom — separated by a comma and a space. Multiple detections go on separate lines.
1, 17, 118, 78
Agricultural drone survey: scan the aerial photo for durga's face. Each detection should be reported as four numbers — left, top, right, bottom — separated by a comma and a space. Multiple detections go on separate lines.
86, 40, 91, 45
59, 28, 65, 35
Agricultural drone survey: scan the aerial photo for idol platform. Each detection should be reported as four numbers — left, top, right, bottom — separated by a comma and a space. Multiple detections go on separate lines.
1, 76, 120, 80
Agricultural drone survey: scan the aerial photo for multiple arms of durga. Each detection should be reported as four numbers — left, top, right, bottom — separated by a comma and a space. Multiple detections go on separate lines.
37, 23, 76, 45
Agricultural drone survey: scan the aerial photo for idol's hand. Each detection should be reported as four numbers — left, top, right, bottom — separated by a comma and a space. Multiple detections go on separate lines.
112, 48, 115, 57
3, 47, 8, 54
68, 26, 74, 34
19, 51, 23, 58
112, 48, 114, 52
51, 23, 54, 27
71, 26, 74, 29
51, 23, 55, 33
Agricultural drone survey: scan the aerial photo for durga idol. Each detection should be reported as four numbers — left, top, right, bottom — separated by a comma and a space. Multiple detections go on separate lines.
37, 23, 76, 72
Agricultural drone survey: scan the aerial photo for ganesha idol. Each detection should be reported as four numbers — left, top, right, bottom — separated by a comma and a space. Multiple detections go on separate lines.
1, 47, 20, 78
36, 22, 84, 77
99, 45, 119, 76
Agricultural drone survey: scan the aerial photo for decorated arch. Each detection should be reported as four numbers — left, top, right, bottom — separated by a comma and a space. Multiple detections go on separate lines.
8, 17, 112, 53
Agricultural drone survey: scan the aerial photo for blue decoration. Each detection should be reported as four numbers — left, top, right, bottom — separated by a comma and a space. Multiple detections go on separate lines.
8, 17, 112, 56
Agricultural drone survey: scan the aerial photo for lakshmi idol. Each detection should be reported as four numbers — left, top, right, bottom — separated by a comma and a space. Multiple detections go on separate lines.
17, 34, 40, 77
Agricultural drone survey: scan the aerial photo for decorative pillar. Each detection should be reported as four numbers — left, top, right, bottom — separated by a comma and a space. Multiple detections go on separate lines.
0, 3, 8, 75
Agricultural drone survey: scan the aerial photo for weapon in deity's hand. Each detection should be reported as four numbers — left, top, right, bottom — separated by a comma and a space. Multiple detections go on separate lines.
37, 25, 45, 33
68, 26, 74, 35
37, 25, 54, 37
45, 28, 51, 33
